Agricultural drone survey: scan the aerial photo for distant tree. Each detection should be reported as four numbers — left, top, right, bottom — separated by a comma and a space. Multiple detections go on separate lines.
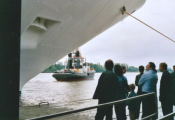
89, 63, 105, 72
42, 69, 51, 73
42, 62, 142, 73
42, 64, 65, 73
50, 65, 57, 71
55, 64, 65, 70
157, 68, 173, 73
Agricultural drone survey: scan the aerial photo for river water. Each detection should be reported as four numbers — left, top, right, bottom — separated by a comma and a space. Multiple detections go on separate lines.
20, 72, 174, 119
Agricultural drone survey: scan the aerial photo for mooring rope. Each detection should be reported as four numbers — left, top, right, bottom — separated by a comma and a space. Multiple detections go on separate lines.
122, 7, 175, 43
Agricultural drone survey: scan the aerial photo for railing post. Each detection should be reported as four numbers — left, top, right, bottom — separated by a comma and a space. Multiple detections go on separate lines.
155, 93, 158, 119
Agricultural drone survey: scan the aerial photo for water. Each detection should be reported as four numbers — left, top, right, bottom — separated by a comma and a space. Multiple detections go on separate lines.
21, 72, 161, 106
21, 73, 99, 106
20, 72, 174, 119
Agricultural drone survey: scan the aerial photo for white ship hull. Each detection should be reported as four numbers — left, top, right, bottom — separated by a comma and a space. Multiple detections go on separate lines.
20, 0, 146, 90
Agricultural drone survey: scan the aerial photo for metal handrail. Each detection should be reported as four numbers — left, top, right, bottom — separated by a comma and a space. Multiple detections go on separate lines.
26, 92, 156, 120
142, 113, 157, 120
158, 112, 175, 120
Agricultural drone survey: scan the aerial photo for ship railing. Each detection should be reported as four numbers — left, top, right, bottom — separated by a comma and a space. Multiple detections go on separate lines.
26, 92, 157, 120
158, 112, 175, 120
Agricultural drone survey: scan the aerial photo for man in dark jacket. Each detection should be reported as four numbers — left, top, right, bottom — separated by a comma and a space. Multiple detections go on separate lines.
135, 66, 144, 95
171, 65, 175, 106
93, 59, 119, 120
159, 63, 173, 119
135, 65, 144, 119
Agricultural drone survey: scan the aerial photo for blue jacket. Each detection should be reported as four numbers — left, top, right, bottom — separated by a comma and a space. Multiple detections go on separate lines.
138, 70, 158, 93
117, 75, 130, 99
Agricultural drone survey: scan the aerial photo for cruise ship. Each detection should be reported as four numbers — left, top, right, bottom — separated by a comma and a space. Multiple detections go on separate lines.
20, 0, 146, 91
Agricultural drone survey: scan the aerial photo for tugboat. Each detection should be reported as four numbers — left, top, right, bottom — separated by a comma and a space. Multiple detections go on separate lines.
52, 49, 95, 81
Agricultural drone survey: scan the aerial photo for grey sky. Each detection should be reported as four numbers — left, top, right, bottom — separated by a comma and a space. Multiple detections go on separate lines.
59, 0, 175, 69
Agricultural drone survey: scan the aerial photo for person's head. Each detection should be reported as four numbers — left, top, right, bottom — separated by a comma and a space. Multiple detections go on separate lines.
121, 66, 126, 74
129, 84, 135, 91
173, 65, 175, 72
76, 49, 79, 52
114, 64, 123, 76
104, 59, 114, 71
139, 65, 144, 73
146, 62, 157, 73
159, 63, 167, 72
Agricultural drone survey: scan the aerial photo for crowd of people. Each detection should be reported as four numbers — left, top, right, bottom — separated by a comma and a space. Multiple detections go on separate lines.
93, 59, 175, 120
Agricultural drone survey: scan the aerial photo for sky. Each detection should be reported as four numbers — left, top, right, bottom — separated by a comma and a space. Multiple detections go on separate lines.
59, 0, 175, 69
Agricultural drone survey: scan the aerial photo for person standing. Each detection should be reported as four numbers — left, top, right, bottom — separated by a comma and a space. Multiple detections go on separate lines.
171, 65, 175, 106
121, 66, 129, 97
93, 59, 119, 120
159, 63, 173, 120
138, 62, 158, 120
121, 66, 129, 119
135, 65, 144, 119
127, 84, 139, 120
172, 65, 175, 80
114, 65, 130, 120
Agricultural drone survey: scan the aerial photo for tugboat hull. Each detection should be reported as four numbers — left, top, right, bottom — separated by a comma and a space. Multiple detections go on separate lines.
52, 73, 95, 81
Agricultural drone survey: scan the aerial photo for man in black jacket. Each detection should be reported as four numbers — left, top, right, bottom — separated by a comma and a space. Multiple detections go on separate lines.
172, 65, 175, 106
135, 65, 144, 119
159, 63, 173, 119
93, 59, 119, 120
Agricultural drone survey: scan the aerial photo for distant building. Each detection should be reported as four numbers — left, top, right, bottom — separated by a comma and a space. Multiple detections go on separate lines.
56, 62, 63, 65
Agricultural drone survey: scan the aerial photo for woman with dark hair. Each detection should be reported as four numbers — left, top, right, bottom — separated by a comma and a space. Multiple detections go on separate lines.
93, 60, 119, 120
138, 62, 158, 120
114, 64, 130, 120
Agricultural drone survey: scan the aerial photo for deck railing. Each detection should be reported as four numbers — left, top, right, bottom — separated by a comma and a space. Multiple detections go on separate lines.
26, 92, 157, 120
158, 112, 175, 120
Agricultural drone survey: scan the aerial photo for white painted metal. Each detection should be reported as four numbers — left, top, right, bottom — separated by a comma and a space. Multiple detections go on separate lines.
20, 0, 146, 90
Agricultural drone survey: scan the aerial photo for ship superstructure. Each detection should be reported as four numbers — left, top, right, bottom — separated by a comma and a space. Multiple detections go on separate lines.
53, 52, 95, 80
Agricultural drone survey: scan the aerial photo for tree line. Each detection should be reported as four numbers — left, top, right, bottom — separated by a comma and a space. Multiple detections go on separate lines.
42, 64, 65, 73
42, 63, 173, 73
